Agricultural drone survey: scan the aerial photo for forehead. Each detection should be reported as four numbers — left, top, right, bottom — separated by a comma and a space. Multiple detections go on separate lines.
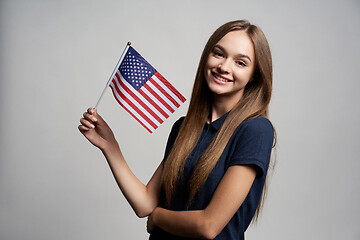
216, 30, 254, 59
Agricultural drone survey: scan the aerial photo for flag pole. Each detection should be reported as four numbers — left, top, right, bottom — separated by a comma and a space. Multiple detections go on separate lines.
94, 41, 131, 110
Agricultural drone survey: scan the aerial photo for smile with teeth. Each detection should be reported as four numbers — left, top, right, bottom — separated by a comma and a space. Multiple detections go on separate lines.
212, 72, 232, 82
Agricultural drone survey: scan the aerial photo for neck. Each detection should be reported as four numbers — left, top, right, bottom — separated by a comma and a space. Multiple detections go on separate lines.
210, 92, 243, 122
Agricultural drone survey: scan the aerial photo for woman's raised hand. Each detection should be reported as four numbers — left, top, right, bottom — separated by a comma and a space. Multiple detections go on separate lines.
78, 107, 118, 152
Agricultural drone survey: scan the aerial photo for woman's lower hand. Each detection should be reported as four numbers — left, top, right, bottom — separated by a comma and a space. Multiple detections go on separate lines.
78, 107, 118, 152
147, 211, 156, 234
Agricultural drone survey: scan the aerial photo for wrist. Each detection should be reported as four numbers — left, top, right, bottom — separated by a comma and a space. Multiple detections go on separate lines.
151, 207, 160, 225
101, 142, 122, 159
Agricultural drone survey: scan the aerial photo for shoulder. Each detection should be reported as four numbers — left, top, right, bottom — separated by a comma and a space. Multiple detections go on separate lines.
237, 116, 274, 139
171, 116, 185, 133
230, 116, 274, 154
163, 116, 185, 160
228, 116, 274, 177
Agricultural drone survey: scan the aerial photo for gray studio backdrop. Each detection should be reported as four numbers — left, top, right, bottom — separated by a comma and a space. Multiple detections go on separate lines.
1, 0, 359, 239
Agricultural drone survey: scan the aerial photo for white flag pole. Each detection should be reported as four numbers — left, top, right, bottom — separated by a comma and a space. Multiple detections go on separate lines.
94, 41, 131, 110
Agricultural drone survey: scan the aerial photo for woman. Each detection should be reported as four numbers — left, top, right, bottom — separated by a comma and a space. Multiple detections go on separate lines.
79, 19, 275, 240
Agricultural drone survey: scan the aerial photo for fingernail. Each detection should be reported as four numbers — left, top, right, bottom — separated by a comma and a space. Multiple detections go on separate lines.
90, 108, 95, 113
90, 124, 95, 128
92, 117, 98, 122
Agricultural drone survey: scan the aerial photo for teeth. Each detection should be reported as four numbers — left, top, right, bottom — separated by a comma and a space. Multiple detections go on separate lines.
215, 74, 229, 82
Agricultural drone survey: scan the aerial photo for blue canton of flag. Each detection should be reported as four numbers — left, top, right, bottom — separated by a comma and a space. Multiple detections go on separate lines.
119, 47, 157, 91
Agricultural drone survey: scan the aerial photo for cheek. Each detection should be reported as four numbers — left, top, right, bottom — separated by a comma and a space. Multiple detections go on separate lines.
204, 62, 212, 76
233, 70, 254, 87
205, 55, 219, 68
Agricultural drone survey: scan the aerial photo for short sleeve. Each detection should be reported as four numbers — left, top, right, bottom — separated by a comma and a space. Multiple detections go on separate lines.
229, 117, 274, 178
162, 117, 185, 163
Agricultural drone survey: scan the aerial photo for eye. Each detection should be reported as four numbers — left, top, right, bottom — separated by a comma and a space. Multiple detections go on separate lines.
212, 50, 223, 58
236, 60, 246, 67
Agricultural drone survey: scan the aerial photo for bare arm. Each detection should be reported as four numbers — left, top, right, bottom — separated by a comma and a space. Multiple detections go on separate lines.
147, 165, 257, 239
79, 107, 162, 218
104, 147, 163, 218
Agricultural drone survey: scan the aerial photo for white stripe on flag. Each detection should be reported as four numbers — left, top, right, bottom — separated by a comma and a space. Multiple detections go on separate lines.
110, 81, 156, 132
112, 79, 161, 126
152, 75, 185, 106
118, 73, 167, 122
147, 80, 178, 110
140, 86, 173, 116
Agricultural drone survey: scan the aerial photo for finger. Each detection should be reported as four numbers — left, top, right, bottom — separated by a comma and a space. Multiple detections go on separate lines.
87, 107, 95, 114
80, 118, 95, 129
91, 109, 106, 125
78, 124, 89, 132
86, 107, 105, 123
83, 112, 98, 123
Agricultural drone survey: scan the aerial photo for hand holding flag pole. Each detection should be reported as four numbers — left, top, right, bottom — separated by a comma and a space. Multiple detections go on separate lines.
93, 42, 186, 133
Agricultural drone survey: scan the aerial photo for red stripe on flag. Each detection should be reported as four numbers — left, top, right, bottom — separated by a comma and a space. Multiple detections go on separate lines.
149, 78, 180, 108
115, 73, 163, 124
109, 84, 153, 133
154, 72, 186, 103
143, 84, 175, 113
138, 88, 169, 119
112, 79, 158, 130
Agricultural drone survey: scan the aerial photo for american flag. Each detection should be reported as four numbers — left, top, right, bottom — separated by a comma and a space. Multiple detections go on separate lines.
108, 46, 186, 133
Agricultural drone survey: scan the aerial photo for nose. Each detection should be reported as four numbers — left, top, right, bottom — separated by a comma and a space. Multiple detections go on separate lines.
217, 59, 231, 73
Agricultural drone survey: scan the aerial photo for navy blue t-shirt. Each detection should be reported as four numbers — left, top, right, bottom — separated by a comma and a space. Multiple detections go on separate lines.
150, 113, 274, 240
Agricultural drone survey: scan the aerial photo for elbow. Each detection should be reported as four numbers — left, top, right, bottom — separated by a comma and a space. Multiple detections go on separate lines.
133, 195, 160, 218
134, 208, 152, 218
201, 233, 217, 240
134, 203, 157, 218
135, 211, 148, 218
197, 218, 221, 240
133, 198, 158, 218
201, 229, 219, 240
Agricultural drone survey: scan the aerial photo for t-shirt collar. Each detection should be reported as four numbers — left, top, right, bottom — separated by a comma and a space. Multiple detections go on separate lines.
207, 111, 230, 131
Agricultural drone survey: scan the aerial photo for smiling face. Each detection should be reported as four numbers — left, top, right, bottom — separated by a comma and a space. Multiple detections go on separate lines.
204, 30, 256, 107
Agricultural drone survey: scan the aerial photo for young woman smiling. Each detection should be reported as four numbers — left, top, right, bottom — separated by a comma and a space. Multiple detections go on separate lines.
79, 20, 275, 240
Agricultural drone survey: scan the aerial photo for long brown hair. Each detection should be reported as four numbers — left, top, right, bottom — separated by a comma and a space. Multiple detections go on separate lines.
162, 20, 275, 219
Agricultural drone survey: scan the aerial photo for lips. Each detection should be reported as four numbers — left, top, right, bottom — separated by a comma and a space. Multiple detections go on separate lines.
211, 72, 233, 83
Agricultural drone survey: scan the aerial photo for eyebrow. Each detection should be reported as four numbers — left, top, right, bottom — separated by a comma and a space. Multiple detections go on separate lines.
214, 44, 252, 62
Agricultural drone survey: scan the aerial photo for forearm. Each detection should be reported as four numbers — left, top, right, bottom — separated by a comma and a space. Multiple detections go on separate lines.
151, 207, 216, 240
102, 145, 158, 218
79, 108, 160, 218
